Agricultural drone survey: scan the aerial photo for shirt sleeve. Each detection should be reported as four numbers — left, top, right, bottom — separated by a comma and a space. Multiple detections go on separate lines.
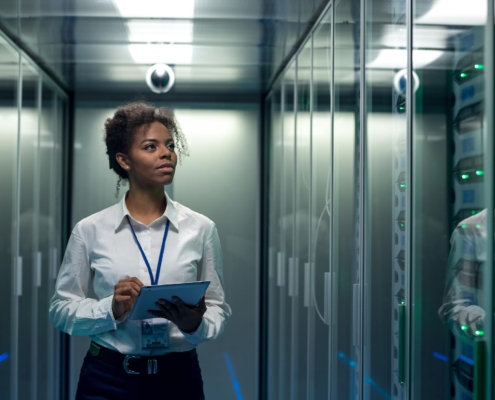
180, 223, 232, 344
438, 224, 484, 334
49, 223, 118, 336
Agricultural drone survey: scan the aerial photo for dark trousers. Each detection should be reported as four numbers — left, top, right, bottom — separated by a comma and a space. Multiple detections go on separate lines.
76, 350, 205, 400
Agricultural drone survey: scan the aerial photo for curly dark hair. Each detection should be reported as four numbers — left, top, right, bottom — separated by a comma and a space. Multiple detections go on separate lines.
104, 101, 189, 196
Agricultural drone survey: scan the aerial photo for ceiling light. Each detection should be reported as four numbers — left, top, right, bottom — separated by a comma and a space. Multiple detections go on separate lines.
368, 49, 443, 69
416, 0, 486, 25
126, 20, 194, 43
128, 44, 193, 64
114, 0, 194, 18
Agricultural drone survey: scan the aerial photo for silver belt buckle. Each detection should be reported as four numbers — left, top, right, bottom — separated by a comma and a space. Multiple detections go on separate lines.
123, 355, 141, 374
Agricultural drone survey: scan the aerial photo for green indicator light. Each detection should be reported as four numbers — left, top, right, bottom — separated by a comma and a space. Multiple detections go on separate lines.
399, 106, 405, 111
461, 325, 469, 331
460, 72, 468, 78
461, 174, 470, 180
401, 301, 405, 305
472, 210, 476, 215
475, 330, 485, 336
476, 170, 484, 176
461, 224, 467, 229
400, 223, 405, 227
476, 224, 481, 229
474, 64, 484, 69
400, 183, 406, 188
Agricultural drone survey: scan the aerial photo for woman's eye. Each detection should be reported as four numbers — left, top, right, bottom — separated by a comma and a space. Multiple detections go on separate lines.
168, 144, 175, 150
144, 144, 155, 150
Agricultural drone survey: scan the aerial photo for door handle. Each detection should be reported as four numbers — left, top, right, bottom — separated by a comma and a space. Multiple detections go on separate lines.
36, 251, 42, 287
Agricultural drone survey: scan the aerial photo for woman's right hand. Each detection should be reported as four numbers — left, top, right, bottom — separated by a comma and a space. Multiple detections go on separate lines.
112, 277, 144, 320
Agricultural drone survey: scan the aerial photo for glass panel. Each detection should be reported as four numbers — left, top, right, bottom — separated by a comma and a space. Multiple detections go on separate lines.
412, 1, 488, 399
17, 57, 40, 400
0, 36, 19, 400
363, 1, 406, 399
279, 61, 296, 399
311, 7, 332, 399
0, 1, 19, 37
268, 83, 283, 400
331, 0, 360, 398
38, 82, 56, 400
293, 39, 311, 400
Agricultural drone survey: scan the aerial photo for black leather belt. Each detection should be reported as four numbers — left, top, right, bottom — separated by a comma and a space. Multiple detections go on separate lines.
89, 341, 197, 375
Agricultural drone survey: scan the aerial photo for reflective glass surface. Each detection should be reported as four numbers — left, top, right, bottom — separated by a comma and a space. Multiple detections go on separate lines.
331, 0, 360, 397
412, 1, 489, 399
363, 1, 407, 399
311, 8, 332, 400
0, 35, 19, 400
18, 58, 40, 400
294, 39, 311, 400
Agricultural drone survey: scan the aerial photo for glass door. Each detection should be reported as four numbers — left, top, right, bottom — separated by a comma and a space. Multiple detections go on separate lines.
411, 0, 492, 399
0, 35, 20, 400
268, 83, 283, 400
294, 39, 311, 400
311, 7, 332, 400
17, 57, 40, 400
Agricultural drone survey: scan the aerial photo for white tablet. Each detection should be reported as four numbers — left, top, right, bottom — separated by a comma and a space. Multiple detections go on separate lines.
128, 281, 211, 321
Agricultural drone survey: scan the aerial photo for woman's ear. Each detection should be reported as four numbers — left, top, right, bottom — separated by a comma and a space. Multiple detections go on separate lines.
116, 152, 130, 171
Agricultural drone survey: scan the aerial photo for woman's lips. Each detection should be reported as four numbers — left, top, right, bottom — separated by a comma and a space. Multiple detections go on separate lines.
157, 165, 174, 173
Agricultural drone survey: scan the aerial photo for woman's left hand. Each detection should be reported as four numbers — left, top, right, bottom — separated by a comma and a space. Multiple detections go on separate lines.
148, 296, 207, 333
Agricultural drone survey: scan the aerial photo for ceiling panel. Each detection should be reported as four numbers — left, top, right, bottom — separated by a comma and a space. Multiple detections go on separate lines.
0, 0, 331, 96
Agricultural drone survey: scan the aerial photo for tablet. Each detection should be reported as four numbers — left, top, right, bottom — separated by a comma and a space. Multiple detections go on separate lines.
128, 281, 211, 321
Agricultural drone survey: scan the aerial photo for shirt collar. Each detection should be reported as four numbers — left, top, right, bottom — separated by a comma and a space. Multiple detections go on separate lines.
115, 190, 179, 232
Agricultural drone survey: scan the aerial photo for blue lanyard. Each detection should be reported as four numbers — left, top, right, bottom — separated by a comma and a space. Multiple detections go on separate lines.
126, 215, 170, 286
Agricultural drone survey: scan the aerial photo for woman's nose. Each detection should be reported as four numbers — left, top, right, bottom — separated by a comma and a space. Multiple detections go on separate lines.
160, 147, 172, 159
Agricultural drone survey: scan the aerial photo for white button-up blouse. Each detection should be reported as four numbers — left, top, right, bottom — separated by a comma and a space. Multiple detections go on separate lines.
49, 191, 231, 356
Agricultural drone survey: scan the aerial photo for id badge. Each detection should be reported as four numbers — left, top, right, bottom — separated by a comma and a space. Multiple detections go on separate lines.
141, 318, 169, 350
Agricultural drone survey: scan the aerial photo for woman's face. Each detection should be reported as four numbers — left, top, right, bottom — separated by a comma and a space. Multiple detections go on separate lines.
125, 121, 177, 187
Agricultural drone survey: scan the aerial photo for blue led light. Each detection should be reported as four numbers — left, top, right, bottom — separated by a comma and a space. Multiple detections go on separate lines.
364, 376, 392, 400
459, 354, 474, 366
223, 353, 244, 400
0, 353, 8, 363
433, 352, 448, 362
338, 351, 356, 367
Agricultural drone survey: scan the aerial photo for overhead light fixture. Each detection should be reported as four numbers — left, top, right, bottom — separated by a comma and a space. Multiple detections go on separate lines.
128, 44, 193, 64
416, 0, 486, 25
126, 20, 194, 43
368, 49, 443, 69
114, 0, 194, 18
146, 64, 175, 93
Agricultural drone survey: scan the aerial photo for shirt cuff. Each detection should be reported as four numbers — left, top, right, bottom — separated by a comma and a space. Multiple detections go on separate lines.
179, 317, 206, 345
102, 295, 120, 328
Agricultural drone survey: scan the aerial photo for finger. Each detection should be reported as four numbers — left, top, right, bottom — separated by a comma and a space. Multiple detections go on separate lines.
130, 277, 145, 287
172, 297, 187, 311
115, 295, 132, 302
115, 286, 140, 302
148, 310, 167, 319
158, 300, 179, 318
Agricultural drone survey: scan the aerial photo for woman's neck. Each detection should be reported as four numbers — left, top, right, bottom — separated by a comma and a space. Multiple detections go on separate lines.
125, 184, 167, 225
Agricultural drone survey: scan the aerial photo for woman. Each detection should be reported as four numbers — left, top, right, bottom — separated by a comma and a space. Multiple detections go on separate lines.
49, 102, 231, 399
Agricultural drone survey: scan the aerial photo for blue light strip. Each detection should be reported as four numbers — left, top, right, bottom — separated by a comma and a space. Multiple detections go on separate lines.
338, 351, 356, 367
459, 354, 474, 366
223, 352, 244, 400
338, 351, 391, 399
0, 353, 9, 363
364, 376, 392, 400
433, 352, 448, 362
